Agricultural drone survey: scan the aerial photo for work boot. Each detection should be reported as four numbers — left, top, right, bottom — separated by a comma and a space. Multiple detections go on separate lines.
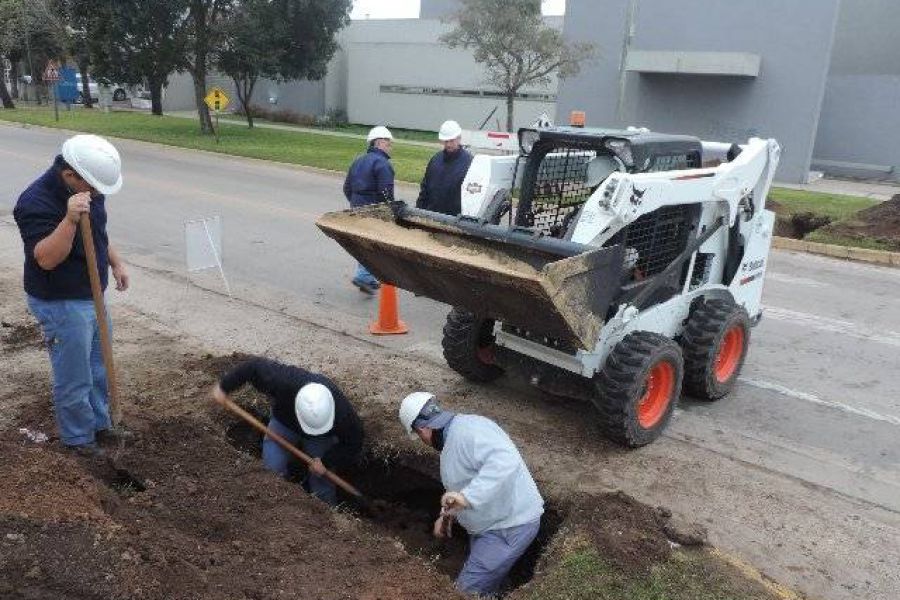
96, 427, 134, 447
68, 443, 105, 458
352, 277, 380, 296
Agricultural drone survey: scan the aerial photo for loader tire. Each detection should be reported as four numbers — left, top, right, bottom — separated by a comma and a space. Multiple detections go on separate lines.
442, 307, 503, 383
681, 299, 751, 400
594, 331, 683, 447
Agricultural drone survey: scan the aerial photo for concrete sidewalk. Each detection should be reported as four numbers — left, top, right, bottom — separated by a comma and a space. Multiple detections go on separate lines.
774, 177, 900, 201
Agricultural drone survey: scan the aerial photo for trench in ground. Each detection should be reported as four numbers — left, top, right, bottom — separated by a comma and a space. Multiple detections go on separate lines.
225, 417, 562, 592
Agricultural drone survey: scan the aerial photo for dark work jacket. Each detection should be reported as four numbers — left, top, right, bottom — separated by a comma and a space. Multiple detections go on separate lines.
343, 146, 395, 207
13, 155, 109, 300
415, 148, 473, 215
219, 358, 364, 471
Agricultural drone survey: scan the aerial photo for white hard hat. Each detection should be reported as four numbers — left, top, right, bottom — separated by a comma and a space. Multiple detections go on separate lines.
438, 120, 462, 141
61, 134, 123, 195
295, 383, 335, 435
398, 391, 435, 440
367, 125, 393, 143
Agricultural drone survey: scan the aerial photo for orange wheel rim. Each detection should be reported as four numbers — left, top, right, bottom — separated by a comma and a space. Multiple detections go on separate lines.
637, 361, 675, 429
714, 325, 745, 383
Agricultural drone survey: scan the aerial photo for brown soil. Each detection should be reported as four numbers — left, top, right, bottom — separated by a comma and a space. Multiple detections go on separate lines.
766, 199, 833, 239
0, 272, 768, 600
1, 319, 42, 352
816, 194, 900, 250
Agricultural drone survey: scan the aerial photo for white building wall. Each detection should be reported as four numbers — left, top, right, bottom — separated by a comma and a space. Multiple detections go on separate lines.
344, 18, 560, 132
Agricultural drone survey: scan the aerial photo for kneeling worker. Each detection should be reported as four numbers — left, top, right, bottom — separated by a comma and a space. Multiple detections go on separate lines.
213, 357, 364, 506
399, 392, 543, 596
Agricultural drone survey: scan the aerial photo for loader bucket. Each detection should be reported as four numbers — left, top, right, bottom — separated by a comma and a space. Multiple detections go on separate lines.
317, 203, 625, 350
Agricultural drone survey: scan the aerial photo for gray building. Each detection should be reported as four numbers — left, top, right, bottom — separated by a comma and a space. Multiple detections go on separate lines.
557, 0, 842, 183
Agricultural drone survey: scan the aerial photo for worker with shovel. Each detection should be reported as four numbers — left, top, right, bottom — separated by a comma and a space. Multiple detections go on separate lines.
399, 392, 544, 597
212, 357, 364, 506
13, 135, 128, 455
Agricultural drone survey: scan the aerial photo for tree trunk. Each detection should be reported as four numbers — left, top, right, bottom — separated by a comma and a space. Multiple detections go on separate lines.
234, 75, 256, 128
10, 62, 20, 99
506, 92, 515, 132
0, 74, 15, 109
78, 62, 93, 108
149, 77, 164, 116
191, 65, 213, 133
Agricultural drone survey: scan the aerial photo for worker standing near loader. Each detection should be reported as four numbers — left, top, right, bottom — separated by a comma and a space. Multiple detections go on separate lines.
398, 392, 544, 596
416, 120, 473, 216
212, 357, 364, 506
343, 125, 395, 295
13, 135, 129, 454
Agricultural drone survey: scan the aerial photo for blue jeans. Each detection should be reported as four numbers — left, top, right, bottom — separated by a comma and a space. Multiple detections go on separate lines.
353, 263, 378, 286
26, 296, 112, 447
263, 416, 339, 506
457, 518, 541, 596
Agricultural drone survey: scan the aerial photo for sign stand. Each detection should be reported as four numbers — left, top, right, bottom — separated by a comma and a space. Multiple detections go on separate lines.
184, 215, 232, 297
43, 61, 60, 122
203, 86, 230, 144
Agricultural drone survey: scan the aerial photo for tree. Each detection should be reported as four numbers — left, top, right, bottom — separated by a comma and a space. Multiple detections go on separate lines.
216, 0, 284, 128
185, 0, 230, 134
0, 0, 20, 107
74, 0, 189, 116
441, 0, 594, 132
217, 0, 351, 128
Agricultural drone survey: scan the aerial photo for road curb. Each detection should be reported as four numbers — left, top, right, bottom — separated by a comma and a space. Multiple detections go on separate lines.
772, 236, 899, 268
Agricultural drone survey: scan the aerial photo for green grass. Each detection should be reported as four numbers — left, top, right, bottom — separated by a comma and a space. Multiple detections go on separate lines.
768, 187, 878, 220
219, 114, 440, 144
521, 547, 780, 600
805, 230, 897, 251
0, 107, 434, 183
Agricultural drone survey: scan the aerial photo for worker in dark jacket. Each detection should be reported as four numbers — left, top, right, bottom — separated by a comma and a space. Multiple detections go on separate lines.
343, 125, 395, 294
416, 120, 473, 216
14, 135, 129, 454
212, 357, 364, 506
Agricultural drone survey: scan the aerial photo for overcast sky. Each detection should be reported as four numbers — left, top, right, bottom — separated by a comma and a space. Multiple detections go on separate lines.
351, 0, 565, 19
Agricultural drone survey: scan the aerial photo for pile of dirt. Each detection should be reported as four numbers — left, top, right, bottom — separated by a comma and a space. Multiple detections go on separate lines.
816, 194, 900, 250
766, 199, 833, 239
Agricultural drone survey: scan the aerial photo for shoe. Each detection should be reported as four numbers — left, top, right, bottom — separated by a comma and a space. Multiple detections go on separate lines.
352, 278, 379, 296
68, 443, 105, 458
96, 427, 134, 447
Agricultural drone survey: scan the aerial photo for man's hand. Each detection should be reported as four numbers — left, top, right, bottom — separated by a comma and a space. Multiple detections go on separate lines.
440, 491, 469, 515
66, 192, 91, 225
309, 458, 327, 477
211, 384, 228, 406
112, 263, 129, 291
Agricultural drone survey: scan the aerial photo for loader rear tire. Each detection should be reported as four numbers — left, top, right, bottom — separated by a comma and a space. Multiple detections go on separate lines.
442, 307, 503, 383
594, 331, 684, 447
681, 299, 751, 400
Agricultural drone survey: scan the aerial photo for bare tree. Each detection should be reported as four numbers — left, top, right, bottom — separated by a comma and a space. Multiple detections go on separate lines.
441, 0, 594, 132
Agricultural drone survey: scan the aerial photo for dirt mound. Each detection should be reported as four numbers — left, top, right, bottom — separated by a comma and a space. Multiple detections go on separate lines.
818, 194, 900, 249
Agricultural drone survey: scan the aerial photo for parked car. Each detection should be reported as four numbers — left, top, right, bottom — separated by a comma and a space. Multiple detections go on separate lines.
74, 73, 130, 103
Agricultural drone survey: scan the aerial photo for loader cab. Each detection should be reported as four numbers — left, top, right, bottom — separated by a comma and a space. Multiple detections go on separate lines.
514, 127, 702, 238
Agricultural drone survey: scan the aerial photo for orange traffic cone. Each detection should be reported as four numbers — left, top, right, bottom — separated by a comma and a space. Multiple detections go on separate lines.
370, 284, 409, 335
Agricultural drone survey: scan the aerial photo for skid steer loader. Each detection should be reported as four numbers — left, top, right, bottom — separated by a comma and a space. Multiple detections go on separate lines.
318, 127, 780, 447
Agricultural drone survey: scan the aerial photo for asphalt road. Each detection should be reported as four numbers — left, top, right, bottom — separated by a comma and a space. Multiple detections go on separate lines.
2, 124, 899, 595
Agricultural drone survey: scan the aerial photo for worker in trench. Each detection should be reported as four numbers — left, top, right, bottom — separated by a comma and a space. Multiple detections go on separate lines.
212, 357, 364, 506
398, 392, 544, 597
415, 120, 473, 216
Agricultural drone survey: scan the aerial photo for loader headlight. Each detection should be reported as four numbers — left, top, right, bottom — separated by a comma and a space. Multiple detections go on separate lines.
604, 138, 634, 168
519, 129, 539, 155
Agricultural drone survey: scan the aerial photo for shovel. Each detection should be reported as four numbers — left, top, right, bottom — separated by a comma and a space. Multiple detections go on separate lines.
79, 213, 122, 427
213, 393, 373, 509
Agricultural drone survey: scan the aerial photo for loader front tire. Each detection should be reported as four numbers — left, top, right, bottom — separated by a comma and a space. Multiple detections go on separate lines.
442, 307, 503, 383
681, 299, 751, 400
594, 331, 683, 447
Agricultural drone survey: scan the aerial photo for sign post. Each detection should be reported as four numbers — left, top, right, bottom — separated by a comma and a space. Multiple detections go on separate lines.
43, 61, 60, 122
203, 86, 230, 144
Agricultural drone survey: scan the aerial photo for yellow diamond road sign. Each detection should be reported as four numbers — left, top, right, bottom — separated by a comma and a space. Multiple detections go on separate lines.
204, 87, 230, 112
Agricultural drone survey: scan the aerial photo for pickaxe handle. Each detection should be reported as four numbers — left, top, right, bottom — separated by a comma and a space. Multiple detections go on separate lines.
79, 214, 121, 425
215, 394, 364, 499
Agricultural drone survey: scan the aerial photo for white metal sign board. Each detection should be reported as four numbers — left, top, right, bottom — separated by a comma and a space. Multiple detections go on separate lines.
184, 215, 232, 296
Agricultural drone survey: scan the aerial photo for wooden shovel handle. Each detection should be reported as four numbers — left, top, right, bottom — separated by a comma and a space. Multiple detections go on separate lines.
79, 214, 121, 425
217, 395, 364, 499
